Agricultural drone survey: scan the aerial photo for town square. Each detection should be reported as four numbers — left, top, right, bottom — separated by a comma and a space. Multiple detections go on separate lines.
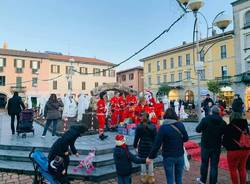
0, 0, 250, 183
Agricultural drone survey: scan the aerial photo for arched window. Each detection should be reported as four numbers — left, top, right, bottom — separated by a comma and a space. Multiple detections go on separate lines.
245, 11, 250, 27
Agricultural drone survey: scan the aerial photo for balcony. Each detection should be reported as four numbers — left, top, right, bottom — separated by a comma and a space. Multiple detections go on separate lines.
216, 76, 232, 85
10, 86, 27, 93
241, 72, 250, 83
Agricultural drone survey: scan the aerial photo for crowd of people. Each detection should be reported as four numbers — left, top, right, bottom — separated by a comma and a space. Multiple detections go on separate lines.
4, 90, 250, 184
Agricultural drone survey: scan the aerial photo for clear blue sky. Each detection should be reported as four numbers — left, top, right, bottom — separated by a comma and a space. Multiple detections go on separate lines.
0, 0, 233, 71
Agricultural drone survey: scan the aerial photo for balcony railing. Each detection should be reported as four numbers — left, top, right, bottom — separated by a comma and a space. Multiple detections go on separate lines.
216, 76, 232, 85
241, 72, 250, 83
10, 86, 27, 93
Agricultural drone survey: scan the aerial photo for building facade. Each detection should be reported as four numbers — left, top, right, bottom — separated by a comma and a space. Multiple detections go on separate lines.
140, 31, 235, 105
0, 47, 116, 107
232, 0, 250, 110
116, 66, 144, 93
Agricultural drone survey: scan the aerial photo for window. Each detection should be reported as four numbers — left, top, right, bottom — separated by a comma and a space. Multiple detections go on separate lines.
200, 50, 205, 62
178, 56, 182, 67
185, 71, 191, 80
122, 75, 126, 81
157, 76, 161, 84
178, 72, 182, 81
221, 66, 228, 77
30, 60, 40, 74
200, 69, 205, 80
186, 54, 190, 66
220, 45, 227, 59
109, 70, 115, 77
245, 11, 250, 28
82, 82, 86, 90
163, 59, 167, 70
93, 68, 101, 76
129, 73, 134, 80
53, 81, 57, 90
163, 75, 167, 83
51, 65, 60, 73
0, 76, 5, 86
0, 58, 6, 72
32, 78, 38, 87
95, 82, 98, 87
170, 58, 174, 69
157, 61, 160, 71
171, 74, 174, 82
16, 77, 22, 87
80, 67, 88, 74
14, 59, 24, 73
68, 81, 72, 90
103, 70, 106, 76
148, 76, 151, 85
148, 63, 151, 73
245, 34, 250, 50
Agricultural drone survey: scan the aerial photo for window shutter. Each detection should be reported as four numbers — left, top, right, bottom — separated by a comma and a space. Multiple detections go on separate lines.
30, 60, 33, 68
3, 58, 6, 67
51, 65, 53, 73
22, 60, 25, 68
38, 61, 40, 69
14, 59, 17, 67
57, 65, 60, 73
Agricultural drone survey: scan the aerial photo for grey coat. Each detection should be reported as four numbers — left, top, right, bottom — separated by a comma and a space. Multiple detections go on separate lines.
44, 101, 63, 120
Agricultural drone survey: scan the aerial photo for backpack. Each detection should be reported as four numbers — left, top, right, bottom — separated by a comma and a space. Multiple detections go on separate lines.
233, 124, 250, 149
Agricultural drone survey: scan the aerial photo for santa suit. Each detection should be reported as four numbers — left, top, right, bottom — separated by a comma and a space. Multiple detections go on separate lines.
118, 96, 127, 123
96, 99, 106, 134
126, 95, 137, 122
134, 104, 145, 124
110, 96, 119, 127
155, 102, 164, 120
146, 105, 158, 125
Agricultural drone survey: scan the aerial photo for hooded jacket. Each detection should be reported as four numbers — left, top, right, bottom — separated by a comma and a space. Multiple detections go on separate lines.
196, 114, 226, 150
7, 94, 25, 115
44, 100, 63, 120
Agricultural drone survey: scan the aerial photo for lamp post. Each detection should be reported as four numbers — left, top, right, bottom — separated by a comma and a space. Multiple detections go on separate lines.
68, 58, 75, 95
178, 0, 231, 121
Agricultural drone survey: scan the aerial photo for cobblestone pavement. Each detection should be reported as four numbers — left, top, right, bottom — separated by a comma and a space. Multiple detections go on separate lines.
0, 161, 231, 184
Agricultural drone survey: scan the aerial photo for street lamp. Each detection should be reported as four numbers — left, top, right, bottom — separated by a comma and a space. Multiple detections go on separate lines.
178, 0, 189, 7
213, 13, 232, 32
187, 0, 204, 12
68, 58, 75, 95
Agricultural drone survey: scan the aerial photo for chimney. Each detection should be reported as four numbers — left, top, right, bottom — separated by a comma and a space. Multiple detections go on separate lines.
212, 30, 217, 36
3, 42, 8, 49
182, 41, 187, 45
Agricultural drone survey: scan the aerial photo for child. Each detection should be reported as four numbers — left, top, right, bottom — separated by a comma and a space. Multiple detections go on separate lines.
113, 134, 146, 184
133, 112, 157, 184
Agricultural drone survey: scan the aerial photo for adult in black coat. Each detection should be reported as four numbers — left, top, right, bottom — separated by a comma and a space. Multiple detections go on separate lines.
232, 94, 244, 113
7, 92, 25, 134
202, 94, 214, 117
48, 125, 87, 183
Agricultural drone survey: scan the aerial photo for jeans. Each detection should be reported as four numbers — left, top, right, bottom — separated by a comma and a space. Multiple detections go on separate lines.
11, 114, 20, 134
163, 156, 184, 184
117, 175, 131, 184
141, 161, 154, 176
42, 119, 58, 136
227, 150, 250, 184
200, 148, 221, 184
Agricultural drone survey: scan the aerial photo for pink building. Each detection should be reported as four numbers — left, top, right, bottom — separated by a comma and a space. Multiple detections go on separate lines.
116, 66, 144, 93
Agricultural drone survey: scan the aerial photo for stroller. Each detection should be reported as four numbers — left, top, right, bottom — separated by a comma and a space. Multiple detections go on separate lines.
17, 109, 34, 138
29, 148, 59, 184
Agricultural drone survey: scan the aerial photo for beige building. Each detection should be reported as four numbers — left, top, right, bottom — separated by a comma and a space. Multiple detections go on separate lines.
0, 47, 116, 107
116, 66, 144, 93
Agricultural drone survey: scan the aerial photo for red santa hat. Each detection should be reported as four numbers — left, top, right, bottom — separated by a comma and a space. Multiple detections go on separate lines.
115, 134, 126, 146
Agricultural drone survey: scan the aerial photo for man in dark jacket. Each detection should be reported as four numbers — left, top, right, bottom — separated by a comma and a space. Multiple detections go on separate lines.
232, 94, 244, 113
7, 92, 25, 134
202, 94, 214, 117
196, 106, 226, 184
48, 125, 87, 183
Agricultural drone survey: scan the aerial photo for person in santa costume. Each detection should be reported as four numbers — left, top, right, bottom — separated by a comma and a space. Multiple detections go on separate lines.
154, 98, 164, 120
118, 93, 127, 123
96, 92, 108, 140
113, 134, 146, 184
110, 92, 120, 130
134, 98, 147, 125
126, 90, 137, 122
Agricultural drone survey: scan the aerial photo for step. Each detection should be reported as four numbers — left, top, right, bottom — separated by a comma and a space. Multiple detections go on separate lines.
0, 157, 163, 182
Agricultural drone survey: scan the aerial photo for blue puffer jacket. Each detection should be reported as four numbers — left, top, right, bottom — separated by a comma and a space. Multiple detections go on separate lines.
148, 119, 189, 159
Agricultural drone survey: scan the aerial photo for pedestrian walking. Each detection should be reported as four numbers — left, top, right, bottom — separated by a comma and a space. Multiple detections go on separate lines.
48, 125, 87, 184
133, 112, 157, 184
147, 108, 189, 184
113, 134, 146, 184
232, 94, 244, 114
42, 94, 63, 137
201, 94, 214, 117
222, 112, 250, 184
196, 106, 226, 184
7, 92, 25, 135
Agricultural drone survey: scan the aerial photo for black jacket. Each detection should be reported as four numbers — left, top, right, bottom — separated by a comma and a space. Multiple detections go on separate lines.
232, 99, 244, 113
113, 145, 146, 176
148, 119, 189, 159
196, 114, 226, 150
7, 95, 25, 115
48, 125, 87, 169
222, 119, 249, 150
133, 122, 157, 158
202, 98, 214, 116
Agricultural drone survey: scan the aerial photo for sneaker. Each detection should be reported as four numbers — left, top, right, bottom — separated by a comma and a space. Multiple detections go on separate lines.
196, 178, 205, 184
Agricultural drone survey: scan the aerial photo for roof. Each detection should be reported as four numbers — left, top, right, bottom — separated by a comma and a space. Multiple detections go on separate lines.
116, 66, 143, 74
231, 0, 249, 6
0, 48, 115, 66
140, 30, 234, 62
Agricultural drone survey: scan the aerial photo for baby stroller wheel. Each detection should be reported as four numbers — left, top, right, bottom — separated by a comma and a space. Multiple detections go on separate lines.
22, 133, 27, 138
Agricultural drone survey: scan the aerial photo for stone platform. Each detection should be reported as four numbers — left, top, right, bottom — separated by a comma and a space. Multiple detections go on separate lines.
0, 112, 200, 182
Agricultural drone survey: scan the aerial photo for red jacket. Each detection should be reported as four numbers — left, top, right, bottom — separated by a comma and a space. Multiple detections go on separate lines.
96, 99, 106, 114
155, 102, 164, 119
110, 96, 119, 112
126, 95, 137, 106
118, 96, 126, 111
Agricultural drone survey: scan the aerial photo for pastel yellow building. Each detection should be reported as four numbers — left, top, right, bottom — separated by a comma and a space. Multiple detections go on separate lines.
140, 31, 235, 105
0, 47, 116, 107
